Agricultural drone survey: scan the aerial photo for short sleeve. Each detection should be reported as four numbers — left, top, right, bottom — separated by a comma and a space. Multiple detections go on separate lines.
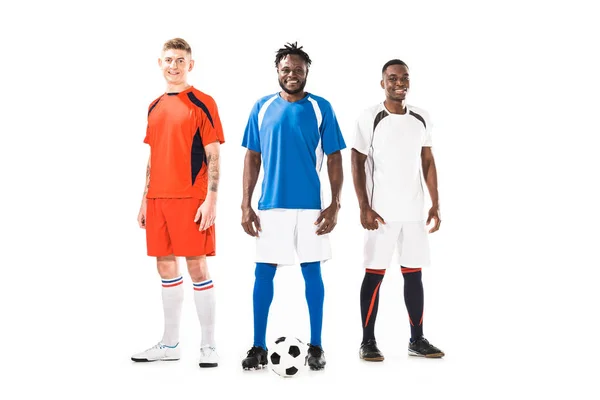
320, 103, 346, 155
241, 101, 261, 153
352, 110, 371, 155
143, 125, 151, 145
144, 96, 162, 145
200, 98, 225, 146
422, 110, 433, 147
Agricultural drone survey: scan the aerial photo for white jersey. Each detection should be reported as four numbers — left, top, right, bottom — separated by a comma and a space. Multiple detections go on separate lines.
352, 103, 433, 222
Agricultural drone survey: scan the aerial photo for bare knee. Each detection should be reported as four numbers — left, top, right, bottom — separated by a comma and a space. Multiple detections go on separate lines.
186, 256, 209, 282
157, 256, 178, 279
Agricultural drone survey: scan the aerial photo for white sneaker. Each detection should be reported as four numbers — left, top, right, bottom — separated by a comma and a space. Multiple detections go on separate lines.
199, 345, 219, 368
131, 342, 181, 362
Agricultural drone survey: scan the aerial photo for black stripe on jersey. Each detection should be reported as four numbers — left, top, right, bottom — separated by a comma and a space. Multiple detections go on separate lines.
191, 128, 207, 185
148, 97, 161, 116
187, 92, 215, 128
373, 110, 389, 132
409, 110, 426, 129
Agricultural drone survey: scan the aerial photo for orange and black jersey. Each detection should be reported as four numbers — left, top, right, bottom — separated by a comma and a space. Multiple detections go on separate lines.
144, 86, 225, 199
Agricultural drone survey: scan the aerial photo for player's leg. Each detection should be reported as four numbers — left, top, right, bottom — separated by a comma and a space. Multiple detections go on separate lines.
186, 255, 218, 367
243, 209, 295, 370
300, 261, 324, 347
242, 262, 277, 370
398, 222, 444, 358
360, 269, 385, 361
297, 210, 331, 370
132, 199, 182, 362
401, 267, 424, 341
359, 222, 399, 361
166, 198, 219, 367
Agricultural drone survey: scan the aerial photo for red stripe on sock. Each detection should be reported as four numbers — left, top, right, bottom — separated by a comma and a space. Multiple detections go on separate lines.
366, 268, 385, 275
401, 267, 422, 274
162, 280, 183, 288
364, 281, 382, 328
194, 284, 214, 291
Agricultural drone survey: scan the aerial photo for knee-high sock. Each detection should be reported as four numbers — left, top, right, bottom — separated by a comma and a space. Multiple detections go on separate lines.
193, 279, 216, 347
301, 261, 325, 347
253, 263, 277, 350
360, 269, 385, 343
161, 276, 184, 346
402, 267, 424, 340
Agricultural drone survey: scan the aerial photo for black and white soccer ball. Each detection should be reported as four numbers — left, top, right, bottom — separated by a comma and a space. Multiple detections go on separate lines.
269, 336, 307, 378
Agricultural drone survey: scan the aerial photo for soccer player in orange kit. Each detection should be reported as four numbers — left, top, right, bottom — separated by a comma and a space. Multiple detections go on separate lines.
131, 38, 225, 368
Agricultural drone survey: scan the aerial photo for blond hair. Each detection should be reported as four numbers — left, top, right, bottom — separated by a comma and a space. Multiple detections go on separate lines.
162, 38, 192, 56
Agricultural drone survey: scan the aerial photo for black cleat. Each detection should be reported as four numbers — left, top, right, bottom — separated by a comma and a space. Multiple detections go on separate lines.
305, 344, 326, 370
242, 346, 268, 370
408, 337, 445, 358
359, 339, 384, 361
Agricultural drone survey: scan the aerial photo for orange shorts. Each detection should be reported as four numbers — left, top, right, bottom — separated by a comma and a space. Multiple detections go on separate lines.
146, 198, 216, 257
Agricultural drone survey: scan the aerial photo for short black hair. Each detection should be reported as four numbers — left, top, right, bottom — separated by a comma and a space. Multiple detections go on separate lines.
382, 59, 409, 74
275, 42, 312, 68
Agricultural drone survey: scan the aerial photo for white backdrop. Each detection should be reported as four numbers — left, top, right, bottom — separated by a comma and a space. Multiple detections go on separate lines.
2, 0, 599, 399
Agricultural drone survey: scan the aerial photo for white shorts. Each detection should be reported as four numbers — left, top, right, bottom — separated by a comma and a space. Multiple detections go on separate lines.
255, 209, 332, 266
364, 221, 430, 269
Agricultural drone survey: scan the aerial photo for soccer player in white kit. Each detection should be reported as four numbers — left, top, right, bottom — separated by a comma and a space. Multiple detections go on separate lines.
352, 59, 444, 360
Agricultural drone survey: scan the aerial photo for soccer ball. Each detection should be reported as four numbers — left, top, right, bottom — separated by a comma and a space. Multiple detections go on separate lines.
269, 336, 307, 378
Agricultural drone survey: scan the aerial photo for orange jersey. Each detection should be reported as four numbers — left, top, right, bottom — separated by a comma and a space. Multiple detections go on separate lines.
144, 86, 225, 199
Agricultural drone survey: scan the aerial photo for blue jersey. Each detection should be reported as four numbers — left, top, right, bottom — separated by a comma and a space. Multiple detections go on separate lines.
242, 93, 346, 210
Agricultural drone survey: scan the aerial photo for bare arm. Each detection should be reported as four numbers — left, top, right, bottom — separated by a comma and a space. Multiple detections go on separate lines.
327, 151, 343, 208
205, 141, 221, 199
315, 150, 343, 235
351, 149, 384, 230
421, 146, 440, 232
138, 151, 151, 228
241, 149, 262, 236
351, 149, 369, 210
143, 152, 151, 201
195, 141, 220, 231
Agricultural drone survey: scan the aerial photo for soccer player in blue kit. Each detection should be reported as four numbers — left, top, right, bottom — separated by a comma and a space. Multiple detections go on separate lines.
240, 42, 346, 371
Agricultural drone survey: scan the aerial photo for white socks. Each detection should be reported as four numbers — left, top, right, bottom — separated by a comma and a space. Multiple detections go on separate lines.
193, 279, 216, 347
160, 276, 184, 346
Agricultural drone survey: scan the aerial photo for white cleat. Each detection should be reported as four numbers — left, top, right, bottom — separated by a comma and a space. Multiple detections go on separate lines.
199, 345, 219, 368
131, 342, 180, 362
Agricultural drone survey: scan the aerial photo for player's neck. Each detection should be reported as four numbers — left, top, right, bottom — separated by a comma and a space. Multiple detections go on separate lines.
165, 82, 191, 94
384, 99, 407, 115
279, 90, 306, 103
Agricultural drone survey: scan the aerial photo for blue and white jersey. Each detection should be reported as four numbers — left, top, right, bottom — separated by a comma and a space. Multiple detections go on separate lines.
242, 92, 346, 210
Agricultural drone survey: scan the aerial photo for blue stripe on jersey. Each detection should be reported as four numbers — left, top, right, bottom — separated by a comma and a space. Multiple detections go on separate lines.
242, 93, 346, 210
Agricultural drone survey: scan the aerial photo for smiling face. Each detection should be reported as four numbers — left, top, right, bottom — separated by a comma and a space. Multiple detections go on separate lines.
381, 64, 410, 102
277, 54, 308, 96
158, 48, 194, 88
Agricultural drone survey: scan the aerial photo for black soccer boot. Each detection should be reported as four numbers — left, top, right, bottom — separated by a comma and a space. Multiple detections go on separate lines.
242, 346, 268, 370
359, 339, 384, 361
408, 337, 445, 358
305, 344, 326, 370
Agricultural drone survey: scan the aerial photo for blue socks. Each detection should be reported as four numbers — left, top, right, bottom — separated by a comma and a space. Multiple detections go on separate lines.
301, 261, 324, 347
253, 263, 277, 349
252, 261, 325, 349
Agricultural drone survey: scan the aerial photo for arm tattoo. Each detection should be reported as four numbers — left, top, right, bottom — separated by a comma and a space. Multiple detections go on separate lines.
207, 153, 220, 193
144, 163, 150, 195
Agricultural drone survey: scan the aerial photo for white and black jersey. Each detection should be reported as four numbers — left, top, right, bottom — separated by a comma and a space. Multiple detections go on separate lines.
353, 103, 433, 222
